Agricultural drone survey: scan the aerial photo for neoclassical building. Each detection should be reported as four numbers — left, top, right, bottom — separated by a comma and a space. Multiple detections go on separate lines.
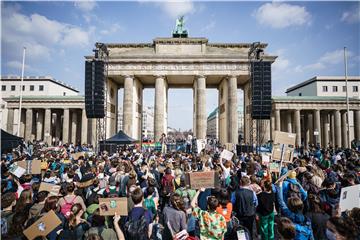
1, 76, 96, 146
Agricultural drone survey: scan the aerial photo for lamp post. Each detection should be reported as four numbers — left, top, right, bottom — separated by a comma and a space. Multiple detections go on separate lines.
17, 47, 26, 137
344, 47, 350, 148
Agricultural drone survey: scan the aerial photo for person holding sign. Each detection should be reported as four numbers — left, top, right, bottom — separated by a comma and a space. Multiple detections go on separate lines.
191, 188, 227, 240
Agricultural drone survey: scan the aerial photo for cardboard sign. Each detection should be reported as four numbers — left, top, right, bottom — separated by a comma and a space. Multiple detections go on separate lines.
269, 162, 280, 173
220, 149, 234, 161
38, 182, 60, 196
71, 152, 85, 160
273, 131, 296, 146
271, 144, 293, 162
23, 210, 61, 240
98, 197, 128, 216
9, 163, 26, 178
186, 171, 219, 189
17, 160, 41, 175
339, 184, 360, 212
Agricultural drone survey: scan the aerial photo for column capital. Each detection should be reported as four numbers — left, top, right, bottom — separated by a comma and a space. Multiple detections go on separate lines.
196, 74, 206, 79
153, 74, 165, 79
123, 75, 134, 79
227, 74, 238, 79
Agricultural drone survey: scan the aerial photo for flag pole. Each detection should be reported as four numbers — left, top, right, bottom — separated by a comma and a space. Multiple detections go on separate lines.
17, 47, 26, 136
344, 47, 350, 148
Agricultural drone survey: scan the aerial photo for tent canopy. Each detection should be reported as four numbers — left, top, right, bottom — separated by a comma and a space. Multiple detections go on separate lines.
1, 129, 23, 152
101, 130, 138, 145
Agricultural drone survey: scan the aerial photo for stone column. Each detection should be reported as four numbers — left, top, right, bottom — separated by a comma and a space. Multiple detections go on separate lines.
294, 109, 301, 146
304, 113, 310, 148
7, 108, 14, 134
275, 109, 281, 131
123, 75, 134, 137
341, 111, 348, 148
308, 113, 314, 144
154, 75, 167, 141
270, 113, 275, 141
25, 108, 33, 141
227, 75, 238, 144
354, 110, 360, 142
334, 110, 341, 148
55, 112, 61, 142
323, 113, 330, 148
314, 109, 321, 147
44, 109, 52, 145
81, 109, 88, 144
195, 75, 207, 139
330, 113, 335, 147
62, 109, 70, 143
71, 110, 77, 144
36, 109, 44, 141
286, 111, 292, 133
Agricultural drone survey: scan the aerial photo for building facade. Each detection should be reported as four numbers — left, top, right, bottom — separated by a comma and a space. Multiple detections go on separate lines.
1, 76, 96, 146
207, 106, 244, 140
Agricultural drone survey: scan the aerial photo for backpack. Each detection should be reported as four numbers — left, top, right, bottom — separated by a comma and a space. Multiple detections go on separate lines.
144, 197, 157, 216
288, 182, 302, 199
60, 196, 77, 218
294, 217, 313, 240
162, 177, 174, 197
124, 208, 149, 240
1, 211, 14, 236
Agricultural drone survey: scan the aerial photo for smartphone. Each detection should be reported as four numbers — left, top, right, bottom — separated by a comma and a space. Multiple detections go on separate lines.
237, 229, 246, 240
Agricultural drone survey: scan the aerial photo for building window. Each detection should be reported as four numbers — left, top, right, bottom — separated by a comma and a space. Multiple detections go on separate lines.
22, 85, 25, 91
11, 85, 16, 91
333, 86, 338, 92
353, 86, 359, 92
39, 85, 44, 91
63, 92, 66, 96
322, 86, 328, 92
1, 86, 6, 91
30, 85, 34, 91
298, 93, 302, 96
343, 86, 346, 92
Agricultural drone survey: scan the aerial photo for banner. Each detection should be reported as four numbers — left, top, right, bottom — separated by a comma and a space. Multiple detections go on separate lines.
186, 171, 219, 189
196, 139, 207, 153
98, 197, 128, 216
339, 184, 360, 212
23, 210, 61, 240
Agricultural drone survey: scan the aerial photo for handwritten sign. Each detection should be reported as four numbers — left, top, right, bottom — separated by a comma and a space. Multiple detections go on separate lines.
9, 163, 26, 178
220, 149, 234, 161
38, 182, 60, 196
71, 152, 85, 160
269, 162, 280, 173
98, 197, 128, 216
186, 171, 219, 189
339, 184, 360, 212
23, 210, 61, 240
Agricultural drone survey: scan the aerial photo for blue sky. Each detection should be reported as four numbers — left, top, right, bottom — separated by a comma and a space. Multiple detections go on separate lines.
2, 1, 359, 130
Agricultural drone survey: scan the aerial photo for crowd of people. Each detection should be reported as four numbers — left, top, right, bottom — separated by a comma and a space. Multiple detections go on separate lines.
1, 138, 360, 240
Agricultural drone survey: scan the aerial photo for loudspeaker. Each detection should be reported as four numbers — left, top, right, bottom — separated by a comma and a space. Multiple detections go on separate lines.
85, 60, 105, 118
251, 61, 272, 119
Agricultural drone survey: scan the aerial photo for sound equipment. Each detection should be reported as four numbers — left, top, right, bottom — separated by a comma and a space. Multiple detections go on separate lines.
237, 144, 254, 155
85, 60, 105, 118
251, 61, 272, 119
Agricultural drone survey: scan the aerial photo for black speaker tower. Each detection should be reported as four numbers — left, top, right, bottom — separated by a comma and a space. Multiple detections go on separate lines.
85, 60, 105, 118
251, 61, 272, 119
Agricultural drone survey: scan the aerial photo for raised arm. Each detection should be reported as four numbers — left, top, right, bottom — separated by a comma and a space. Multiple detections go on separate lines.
191, 188, 204, 208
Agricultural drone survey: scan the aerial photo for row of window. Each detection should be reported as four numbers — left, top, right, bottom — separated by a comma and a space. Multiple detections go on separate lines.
1, 85, 44, 91
322, 85, 358, 92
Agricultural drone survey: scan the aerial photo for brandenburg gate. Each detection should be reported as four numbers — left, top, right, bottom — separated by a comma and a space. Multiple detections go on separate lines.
86, 37, 276, 144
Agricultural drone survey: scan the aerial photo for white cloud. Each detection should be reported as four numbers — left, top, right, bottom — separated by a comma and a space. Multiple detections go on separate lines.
253, 2, 311, 29
272, 49, 290, 73
100, 23, 123, 35
74, 1, 96, 12
6, 60, 38, 73
2, 6, 93, 64
158, 1, 195, 19
341, 6, 360, 23
295, 49, 354, 73
201, 20, 215, 32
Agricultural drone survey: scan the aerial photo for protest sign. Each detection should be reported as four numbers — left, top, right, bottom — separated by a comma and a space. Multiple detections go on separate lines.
197, 139, 207, 153
220, 149, 234, 161
9, 163, 26, 178
98, 197, 128, 216
186, 171, 219, 189
38, 182, 60, 196
23, 210, 61, 240
273, 131, 296, 146
339, 184, 360, 212
261, 153, 271, 165
77, 179, 95, 188
224, 143, 236, 152
269, 162, 280, 173
272, 131, 296, 163
71, 152, 85, 160
17, 160, 41, 175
